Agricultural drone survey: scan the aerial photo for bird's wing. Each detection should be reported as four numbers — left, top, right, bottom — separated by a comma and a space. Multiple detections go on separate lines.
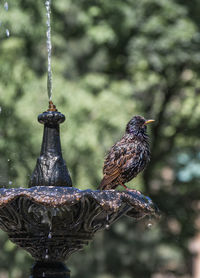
120, 142, 149, 173
99, 143, 137, 188
116, 144, 139, 172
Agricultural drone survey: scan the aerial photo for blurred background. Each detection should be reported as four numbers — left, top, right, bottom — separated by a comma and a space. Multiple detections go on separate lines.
0, 0, 200, 277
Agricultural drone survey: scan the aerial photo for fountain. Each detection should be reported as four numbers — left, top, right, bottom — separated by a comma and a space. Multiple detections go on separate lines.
0, 2, 159, 277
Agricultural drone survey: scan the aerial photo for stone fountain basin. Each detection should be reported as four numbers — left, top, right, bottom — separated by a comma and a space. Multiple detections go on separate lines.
0, 187, 158, 262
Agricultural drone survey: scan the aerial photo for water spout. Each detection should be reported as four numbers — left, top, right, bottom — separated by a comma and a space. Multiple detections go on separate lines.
45, 0, 53, 101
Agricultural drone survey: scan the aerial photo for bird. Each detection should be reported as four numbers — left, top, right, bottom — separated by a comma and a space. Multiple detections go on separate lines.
98, 115, 154, 190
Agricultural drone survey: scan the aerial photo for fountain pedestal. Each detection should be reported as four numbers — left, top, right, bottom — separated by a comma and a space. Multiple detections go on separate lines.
0, 103, 158, 278
29, 101, 72, 187
30, 262, 70, 278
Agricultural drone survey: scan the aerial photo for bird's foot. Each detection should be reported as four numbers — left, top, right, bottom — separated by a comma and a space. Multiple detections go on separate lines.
120, 183, 141, 194
120, 183, 129, 190
121, 183, 141, 194
125, 188, 142, 195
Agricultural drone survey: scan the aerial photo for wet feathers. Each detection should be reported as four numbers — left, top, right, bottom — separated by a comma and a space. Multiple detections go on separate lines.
98, 116, 153, 190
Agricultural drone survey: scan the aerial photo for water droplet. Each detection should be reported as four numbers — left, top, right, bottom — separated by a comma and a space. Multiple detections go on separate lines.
48, 232, 52, 239
147, 223, 152, 229
4, 2, 8, 11
7, 159, 10, 162
106, 214, 109, 221
42, 272, 45, 277
0, 107, 2, 113
8, 181, 12, 185
105, 213, 110, 230
45, 249, 49, 259
105, 224, 110, 230
6, 29, 10, 37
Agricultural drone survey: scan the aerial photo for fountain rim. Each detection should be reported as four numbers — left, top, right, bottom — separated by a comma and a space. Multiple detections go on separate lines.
0, 186, 158, 214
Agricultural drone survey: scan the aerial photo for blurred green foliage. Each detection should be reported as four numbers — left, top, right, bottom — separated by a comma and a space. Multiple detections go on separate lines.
0, 0, 200, 277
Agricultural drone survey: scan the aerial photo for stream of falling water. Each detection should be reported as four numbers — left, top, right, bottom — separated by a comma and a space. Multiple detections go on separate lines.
45, 0, 52, 100
2, 1, 10, 37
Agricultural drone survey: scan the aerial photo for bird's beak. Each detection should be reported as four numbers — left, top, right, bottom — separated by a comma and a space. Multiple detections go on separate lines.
144, 119, 155, 125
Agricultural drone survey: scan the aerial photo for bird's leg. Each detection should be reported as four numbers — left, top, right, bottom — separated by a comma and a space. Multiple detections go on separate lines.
119, 182, 130, 190
120, 182, 141, 194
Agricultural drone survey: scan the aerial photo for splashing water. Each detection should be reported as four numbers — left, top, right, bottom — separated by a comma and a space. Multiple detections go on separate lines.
45, 0, 53, 100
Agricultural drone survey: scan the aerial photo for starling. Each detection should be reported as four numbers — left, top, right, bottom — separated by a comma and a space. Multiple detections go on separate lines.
98, 116, 154, 190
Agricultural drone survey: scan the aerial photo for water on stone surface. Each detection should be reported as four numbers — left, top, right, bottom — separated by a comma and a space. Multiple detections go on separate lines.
45, 0, 53, 100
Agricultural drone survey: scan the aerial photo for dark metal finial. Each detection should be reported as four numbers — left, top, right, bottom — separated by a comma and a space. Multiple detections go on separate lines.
29, 102, 72, 187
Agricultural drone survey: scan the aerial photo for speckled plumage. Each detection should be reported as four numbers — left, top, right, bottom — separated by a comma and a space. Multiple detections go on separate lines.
98, 116, 154, 190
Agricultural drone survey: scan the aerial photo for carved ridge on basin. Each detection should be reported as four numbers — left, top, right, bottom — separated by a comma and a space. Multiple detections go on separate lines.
0, 187, 158, 261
